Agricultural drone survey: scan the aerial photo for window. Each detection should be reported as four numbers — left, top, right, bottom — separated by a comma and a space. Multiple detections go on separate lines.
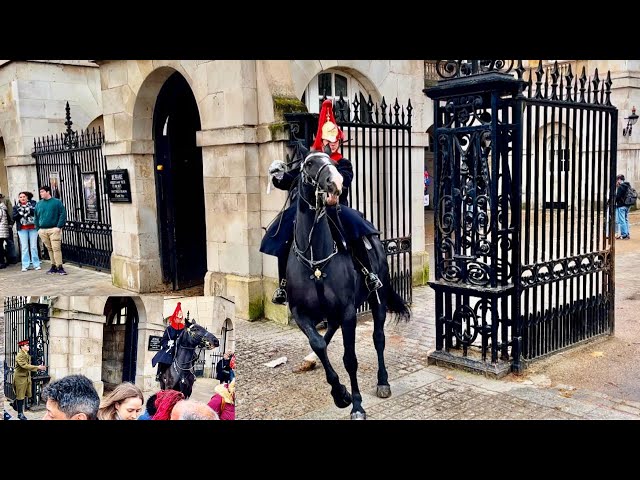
302, 70, 374, 123
547, 133, 570, 172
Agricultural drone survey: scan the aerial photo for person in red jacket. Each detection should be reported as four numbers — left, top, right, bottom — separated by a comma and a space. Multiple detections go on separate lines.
207, 379, 235, 420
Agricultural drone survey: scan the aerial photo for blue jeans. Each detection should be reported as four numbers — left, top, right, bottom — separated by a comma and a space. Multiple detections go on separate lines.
616, 206, 630, 238
17, 228, 40, 269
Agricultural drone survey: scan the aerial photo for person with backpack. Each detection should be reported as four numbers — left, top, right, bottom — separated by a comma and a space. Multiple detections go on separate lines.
615, 174, 635, 240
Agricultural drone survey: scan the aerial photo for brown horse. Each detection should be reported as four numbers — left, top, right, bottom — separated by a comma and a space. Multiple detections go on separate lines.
159, 320, 219, 399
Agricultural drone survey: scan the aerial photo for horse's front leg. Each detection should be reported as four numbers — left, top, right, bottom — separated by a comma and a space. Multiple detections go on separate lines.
341, 306, 365, 419
293, 309, 352, 409
323, 321, 339, 345
371, 297, 391, 398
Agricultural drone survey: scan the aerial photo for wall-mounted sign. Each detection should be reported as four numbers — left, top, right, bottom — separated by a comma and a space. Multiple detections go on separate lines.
49, 171, 61, 199
148, 335, 163, 351
81, 171, 100, 222
106, 169, 132, 203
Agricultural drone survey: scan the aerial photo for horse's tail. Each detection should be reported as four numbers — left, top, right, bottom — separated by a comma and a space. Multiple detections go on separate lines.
384, 283, 411, 323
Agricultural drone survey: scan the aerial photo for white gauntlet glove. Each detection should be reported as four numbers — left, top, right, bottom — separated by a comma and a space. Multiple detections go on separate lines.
268, 160, 286, 176
267, 161, 286, 194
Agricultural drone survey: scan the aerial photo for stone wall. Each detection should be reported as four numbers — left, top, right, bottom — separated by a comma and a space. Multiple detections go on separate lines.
101, 323, 126, 387
0, 61, 102, 202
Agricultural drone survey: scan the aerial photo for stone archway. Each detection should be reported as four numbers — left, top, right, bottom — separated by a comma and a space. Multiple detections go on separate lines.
152, 72, 206, 290
102, 297, 140, 390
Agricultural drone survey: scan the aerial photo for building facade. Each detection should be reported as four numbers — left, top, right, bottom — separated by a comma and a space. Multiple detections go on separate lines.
2, 295, 235, 400
2, 59, 638, 324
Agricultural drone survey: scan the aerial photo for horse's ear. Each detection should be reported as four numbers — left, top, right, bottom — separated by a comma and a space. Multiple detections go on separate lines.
187, 318, 195, 326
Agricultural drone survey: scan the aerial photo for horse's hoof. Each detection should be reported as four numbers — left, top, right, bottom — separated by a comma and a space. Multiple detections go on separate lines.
351, 411, 367, 420
332, 385, 352, 409
292, 360, 316, 373
376, 385, 392, 398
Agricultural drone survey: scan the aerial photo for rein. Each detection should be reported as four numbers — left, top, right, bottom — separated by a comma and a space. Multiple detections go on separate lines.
171, 327, 208, 375
292, 155, 340, 277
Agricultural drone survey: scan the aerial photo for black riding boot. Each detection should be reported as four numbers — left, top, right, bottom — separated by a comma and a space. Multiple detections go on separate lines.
17, 399, 27, 420
156, 363, 168, 382
272, 252, 289, 305
352, 237, 383, 292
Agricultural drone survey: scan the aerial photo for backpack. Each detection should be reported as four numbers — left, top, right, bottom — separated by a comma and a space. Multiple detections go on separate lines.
624, 183, 638, 206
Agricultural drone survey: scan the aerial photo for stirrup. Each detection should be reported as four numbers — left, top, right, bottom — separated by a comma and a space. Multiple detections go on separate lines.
365, 272, 383, 292
272, 287, 288, 305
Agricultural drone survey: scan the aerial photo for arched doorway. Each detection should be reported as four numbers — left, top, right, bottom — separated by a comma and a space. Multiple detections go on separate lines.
153, 72, 206, 290
209, 318, 235, 379
102, 297, 139, 389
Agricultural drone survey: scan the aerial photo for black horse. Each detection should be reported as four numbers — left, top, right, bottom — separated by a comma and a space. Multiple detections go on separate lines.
159, 320, 219, 399
285, 151, 410, 419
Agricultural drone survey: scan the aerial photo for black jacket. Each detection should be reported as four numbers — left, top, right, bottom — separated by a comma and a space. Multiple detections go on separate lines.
616, 181, 631, 208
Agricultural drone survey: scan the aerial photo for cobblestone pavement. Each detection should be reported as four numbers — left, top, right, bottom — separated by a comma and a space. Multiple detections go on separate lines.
0, 261, 204, 296
236, 299, 639, 420
236, 210, 640, 421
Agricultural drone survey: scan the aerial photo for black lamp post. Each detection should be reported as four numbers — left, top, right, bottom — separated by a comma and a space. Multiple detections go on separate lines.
623, 106, 638, 136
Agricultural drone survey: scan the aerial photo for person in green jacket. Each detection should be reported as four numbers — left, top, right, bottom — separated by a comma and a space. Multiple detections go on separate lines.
34, 185, 68, 275
12, 339, 46, 420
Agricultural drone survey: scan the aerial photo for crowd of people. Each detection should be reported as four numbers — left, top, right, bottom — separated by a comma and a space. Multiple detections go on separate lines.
0, 185, 68, 274
5, 333, 236, 421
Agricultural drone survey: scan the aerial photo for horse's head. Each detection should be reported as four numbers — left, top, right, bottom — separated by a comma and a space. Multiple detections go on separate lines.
183, 321, 220, 350
301, 151, 343, 204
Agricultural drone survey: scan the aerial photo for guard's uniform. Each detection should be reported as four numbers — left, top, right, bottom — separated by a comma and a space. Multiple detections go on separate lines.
261, 99, 382, 304
152, 302, 185, 380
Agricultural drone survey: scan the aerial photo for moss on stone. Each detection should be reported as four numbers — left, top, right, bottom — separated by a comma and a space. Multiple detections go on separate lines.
268, 121, 288, 138
248, 298, 264, 321
413, 262, 430, 286
273, 96, 308, 116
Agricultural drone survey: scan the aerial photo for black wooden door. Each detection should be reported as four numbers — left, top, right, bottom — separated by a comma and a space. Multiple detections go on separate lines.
153, 72, 207, 290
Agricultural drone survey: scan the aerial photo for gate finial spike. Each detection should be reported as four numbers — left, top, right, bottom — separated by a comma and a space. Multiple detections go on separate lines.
592, 68, 600, 105
535, 61, 544, 99
515, 60, 525, 80
579, 67, 587, 103
604, 70, 613, 106
550, 61, 559, 100
565, 64, 574, 102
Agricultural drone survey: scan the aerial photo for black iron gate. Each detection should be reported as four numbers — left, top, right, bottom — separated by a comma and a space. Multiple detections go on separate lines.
426, 61, 616, 373
209, 319, 234, 379
3, 297, 50, 408
284, 94, 413, 305
32, 102, 112, 271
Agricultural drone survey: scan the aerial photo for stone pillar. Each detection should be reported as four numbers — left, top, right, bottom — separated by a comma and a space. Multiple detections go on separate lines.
105, 142, 161, 292
136, 296, 164, 395
49, 297, 106, 396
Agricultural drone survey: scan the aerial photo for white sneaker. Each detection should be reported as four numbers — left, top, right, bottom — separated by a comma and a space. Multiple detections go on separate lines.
21, 268, 28, 272
34, 266, 41, 270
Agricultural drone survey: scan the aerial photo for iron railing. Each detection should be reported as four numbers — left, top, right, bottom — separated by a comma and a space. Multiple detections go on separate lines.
426, 60, 616, 372
32, 102, 112, 271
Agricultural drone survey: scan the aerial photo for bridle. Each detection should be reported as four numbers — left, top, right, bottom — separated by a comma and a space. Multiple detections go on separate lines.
171, 324, 216, 376
293, 153, 340, 275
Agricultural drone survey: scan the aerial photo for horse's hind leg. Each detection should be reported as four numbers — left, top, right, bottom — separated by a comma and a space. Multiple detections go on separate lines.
341, 307, 366, 419
295, 312, 352, 409
371, 296, 391, 398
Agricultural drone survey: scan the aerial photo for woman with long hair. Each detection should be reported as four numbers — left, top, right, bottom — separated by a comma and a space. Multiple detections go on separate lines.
97, 382, 144, 420
12, 191, 40, 271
